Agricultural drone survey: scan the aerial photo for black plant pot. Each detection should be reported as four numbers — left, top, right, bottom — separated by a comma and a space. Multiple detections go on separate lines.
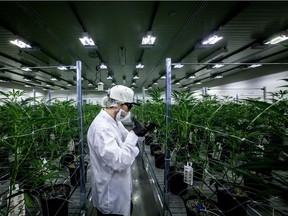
60, 154, 75, 168
215, 183, 249, 216
154, 152, 165, 169
68, 162, 88, 186
150, 144, 161, 156
40, 184, 71, 216
168, 167, 188, 196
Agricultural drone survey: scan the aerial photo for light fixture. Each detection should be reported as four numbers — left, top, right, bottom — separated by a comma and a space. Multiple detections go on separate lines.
111, 82, 116, 86
247, 63, 262, 68
212, 63, 224, 69
10, 38, 32, 49
79, 32, 96, 47
201, 34, 223, 45
189, 75, 196, 79
88, 83, 93, 86
196, 81, 202, 85
131, 82, 136, 86
99, 63, 108, 70
57, 65, 67, 70
50, 77, 59, 81
24, 84, 32, 88
136, 63, 144, 69
141, 31, 156, 46
153, 81, 158, 85
67, 83, 72, 87
173, 64, 184, 69
264, 33, 288, 45
107, 75, 113, 80
174, 82, 181, 85
133, 75, 139, 80
160, 75, 166, 79
21, 66, 32, 72
23, 77, 33, 82
133, 72, 139, 80
212, 74, 223, 79
97, 81, 104, 91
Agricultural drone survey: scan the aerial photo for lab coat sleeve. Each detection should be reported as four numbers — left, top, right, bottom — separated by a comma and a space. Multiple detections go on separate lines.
95, 128, 139, 172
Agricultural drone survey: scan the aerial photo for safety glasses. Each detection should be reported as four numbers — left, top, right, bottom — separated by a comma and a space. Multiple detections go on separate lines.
123, 103, 133, 110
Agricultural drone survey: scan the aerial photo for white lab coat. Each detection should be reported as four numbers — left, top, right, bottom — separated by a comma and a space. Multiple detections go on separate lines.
87, 109, 139, 216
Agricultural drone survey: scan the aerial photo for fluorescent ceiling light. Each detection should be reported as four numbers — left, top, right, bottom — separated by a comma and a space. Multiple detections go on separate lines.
107, 75, 113, 80
248, 63, 262, 68
196, 81, 202, 85
133, 75, 139, 80
141, 32, 156, 45
57, 66, 67, 70
175, 82, 181, 85
174, 64, 184, 69
99, 63, 108, 70
50, 77, 59, 81
21, 67, 32, 72
264, 34, 288, 45
10, 39, 32, 49
214, 75, 223, 79
160, 75, 166, 79
189, 75, 196, 79
153, 81, 158, 85
212, 64, 224, 69
111, 82, 116, 86
79, 32, 95, 46
136, 63, 144, 69
23, 77, 33, 82
67, 83, 72, 87
202, 35, 223, 45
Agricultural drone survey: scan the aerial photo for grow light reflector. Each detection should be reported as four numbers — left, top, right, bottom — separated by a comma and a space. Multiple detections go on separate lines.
202, 35, 223, 45
10, 39, 32, 49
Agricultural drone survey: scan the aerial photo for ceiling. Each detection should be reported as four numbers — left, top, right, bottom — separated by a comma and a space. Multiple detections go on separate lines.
0, 1, 288, 93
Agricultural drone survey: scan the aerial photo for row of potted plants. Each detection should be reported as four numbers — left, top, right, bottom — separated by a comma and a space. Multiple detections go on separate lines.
0, 89, 101, 215
133, 81, 288, 215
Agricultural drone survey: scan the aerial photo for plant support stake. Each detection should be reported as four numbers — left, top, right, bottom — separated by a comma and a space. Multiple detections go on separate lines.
76, 60, 87, 215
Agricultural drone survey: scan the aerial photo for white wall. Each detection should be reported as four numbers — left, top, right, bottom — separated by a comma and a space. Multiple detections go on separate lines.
0, 70, 287, 104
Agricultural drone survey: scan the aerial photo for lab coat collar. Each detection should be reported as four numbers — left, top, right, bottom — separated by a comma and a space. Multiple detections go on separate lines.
100, 109, 118, 126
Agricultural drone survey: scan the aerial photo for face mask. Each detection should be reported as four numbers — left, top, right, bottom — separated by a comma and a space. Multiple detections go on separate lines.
115, 108, 131, 122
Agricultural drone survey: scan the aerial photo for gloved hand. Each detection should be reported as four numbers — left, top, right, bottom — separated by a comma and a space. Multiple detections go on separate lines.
132, 120, 148, 137
145, 122, 158, 132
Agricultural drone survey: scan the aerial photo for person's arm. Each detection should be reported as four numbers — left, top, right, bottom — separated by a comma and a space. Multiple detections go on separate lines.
93, 128, 139, 172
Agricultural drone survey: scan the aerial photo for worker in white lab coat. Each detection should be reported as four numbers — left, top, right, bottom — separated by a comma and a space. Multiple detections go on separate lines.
87, 85, 149, 216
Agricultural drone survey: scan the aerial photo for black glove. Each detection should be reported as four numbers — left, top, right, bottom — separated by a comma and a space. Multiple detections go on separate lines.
132, 120, 148, 137
145, 122, 158, 132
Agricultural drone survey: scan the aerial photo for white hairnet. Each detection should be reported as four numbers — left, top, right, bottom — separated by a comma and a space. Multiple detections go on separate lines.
101, 96, 120, 108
